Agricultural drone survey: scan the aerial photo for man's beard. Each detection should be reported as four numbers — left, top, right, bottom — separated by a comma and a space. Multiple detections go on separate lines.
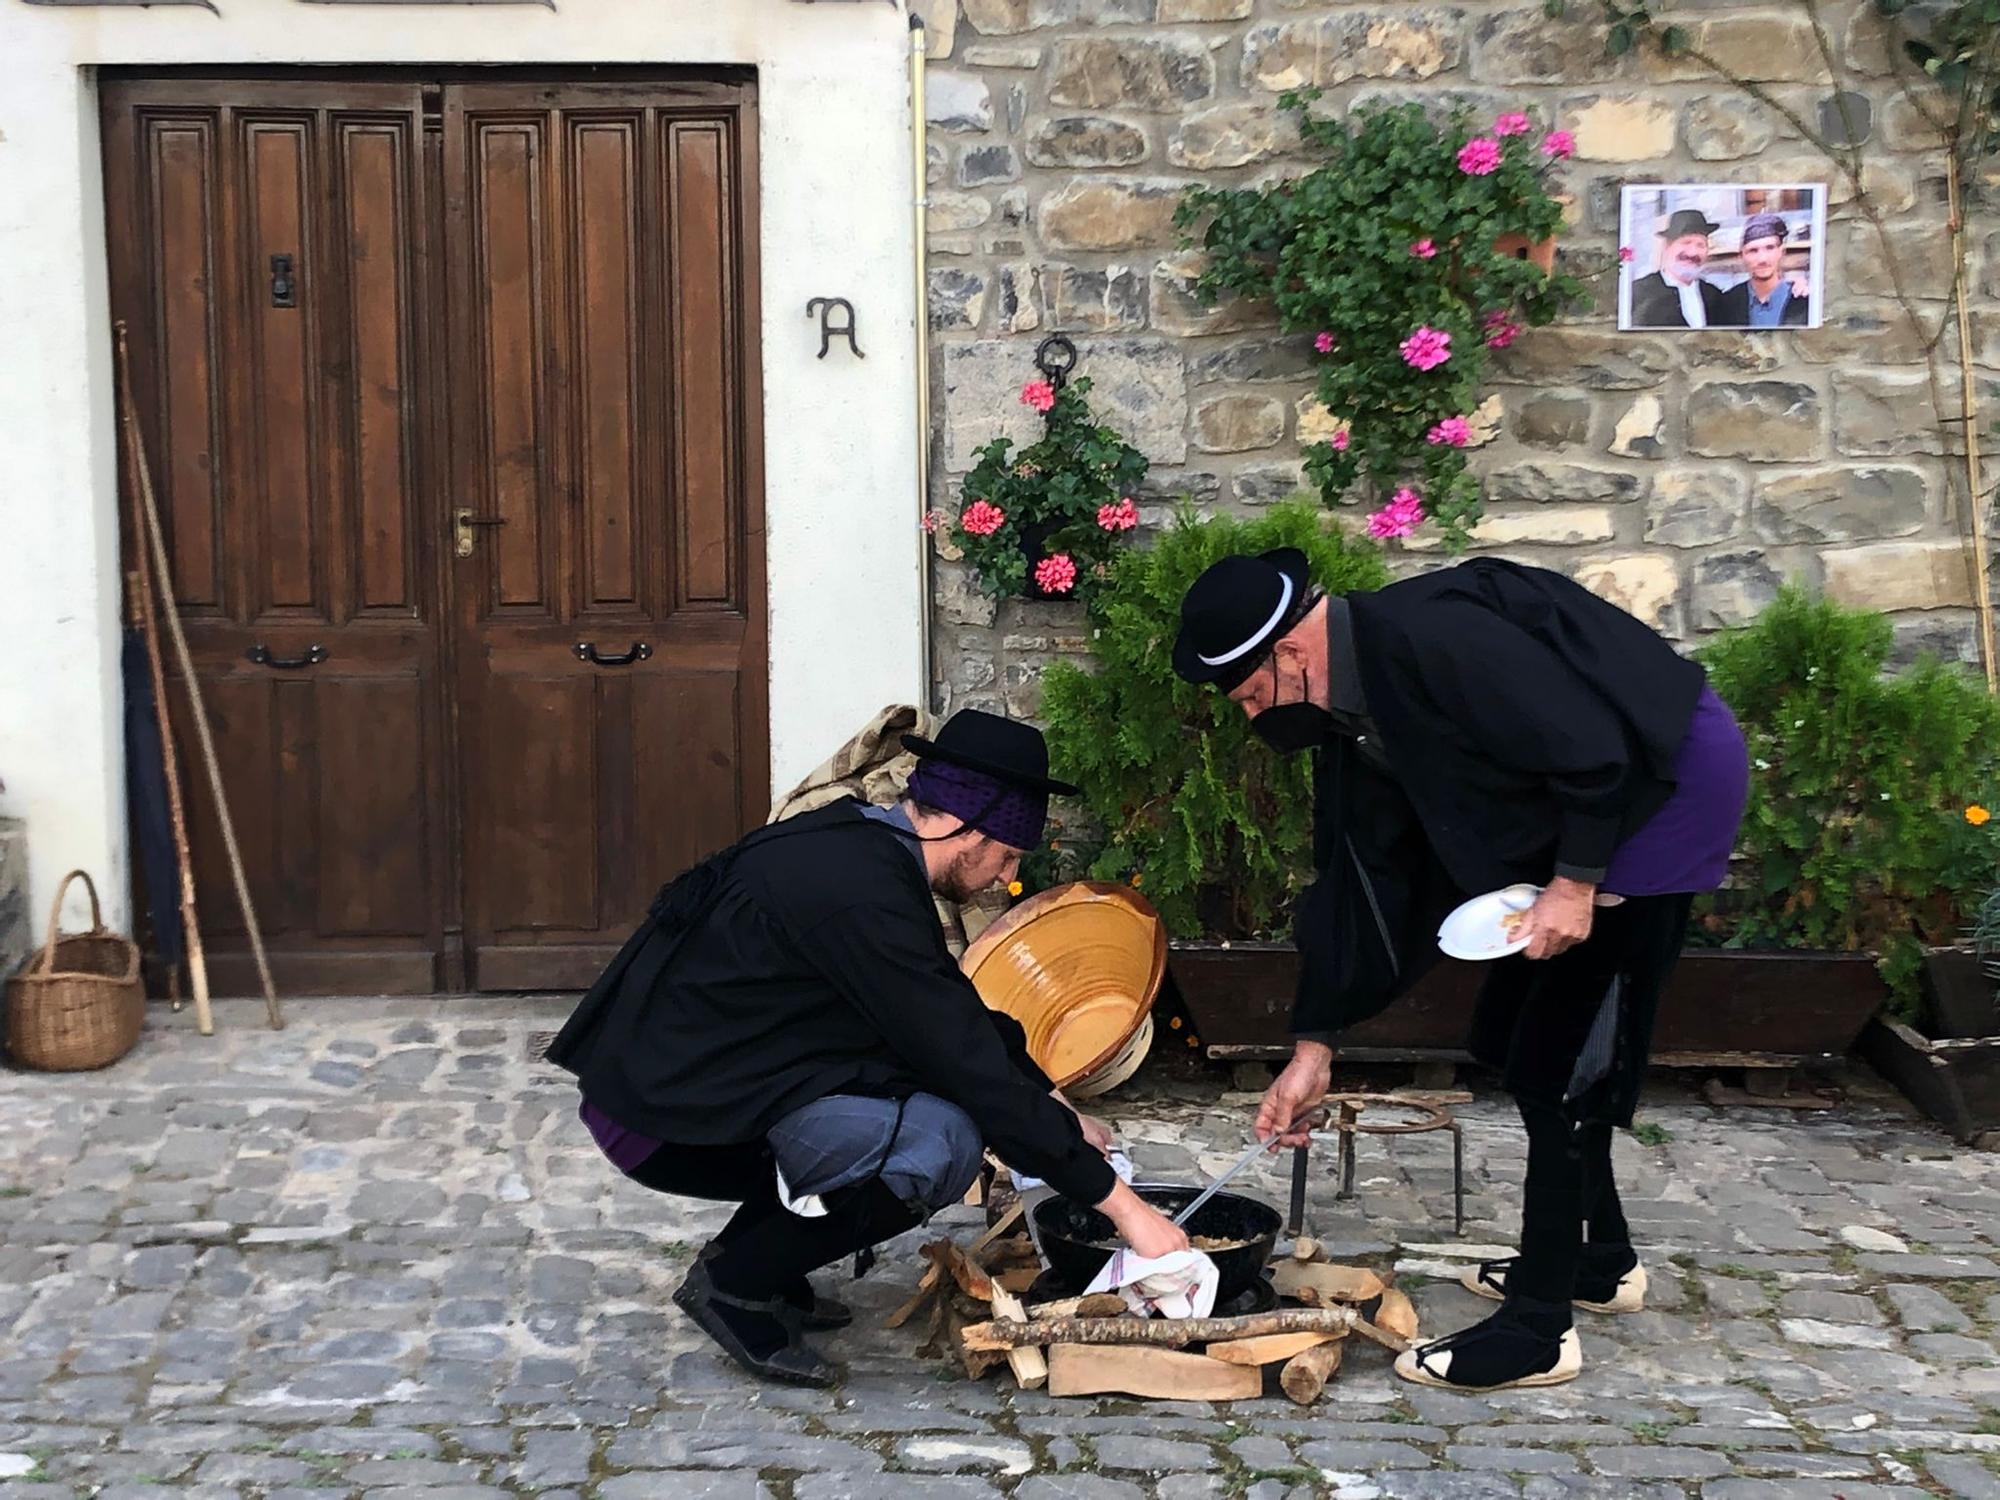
934, 849, 992, 905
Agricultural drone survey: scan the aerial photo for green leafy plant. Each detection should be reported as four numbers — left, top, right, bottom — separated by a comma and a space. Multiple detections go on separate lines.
1029, 499, 1388, 941
1696, 587, 2000, 1014
947, 374, 1149, 604
1177, 95, 1586, 549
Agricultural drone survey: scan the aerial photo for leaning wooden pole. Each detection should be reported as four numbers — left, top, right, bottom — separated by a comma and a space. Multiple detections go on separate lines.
1949, 168, 1998, 693
113, 322, 284, 1030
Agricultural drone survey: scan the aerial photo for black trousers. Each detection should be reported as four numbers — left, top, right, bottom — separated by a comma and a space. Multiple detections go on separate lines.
1469, 894, 1690, 1307
628, 1140, 918, 1300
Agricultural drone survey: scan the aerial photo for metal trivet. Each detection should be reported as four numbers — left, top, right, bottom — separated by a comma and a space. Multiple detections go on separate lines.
1288, 1092, 1465, 1238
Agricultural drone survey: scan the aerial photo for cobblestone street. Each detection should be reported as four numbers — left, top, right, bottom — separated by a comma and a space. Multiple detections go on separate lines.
4, 998, 2000, 1498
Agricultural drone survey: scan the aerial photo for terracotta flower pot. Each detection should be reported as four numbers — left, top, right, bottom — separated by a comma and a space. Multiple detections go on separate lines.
1491, 233, 1558, 274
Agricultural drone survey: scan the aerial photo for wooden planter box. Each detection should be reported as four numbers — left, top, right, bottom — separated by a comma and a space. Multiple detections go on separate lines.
1859, 1017, 2000, 1143
1169, 943, 1888, 1070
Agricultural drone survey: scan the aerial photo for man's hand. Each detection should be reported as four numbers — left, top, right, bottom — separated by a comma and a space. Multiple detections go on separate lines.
1099, 1179, 1190, 1259
1256, 1040, 1332, 1147
1519, 876, 1596, 960
1053, 1090, 1117, 1157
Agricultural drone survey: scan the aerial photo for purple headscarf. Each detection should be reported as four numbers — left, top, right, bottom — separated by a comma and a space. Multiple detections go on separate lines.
907, 758, 1047, 852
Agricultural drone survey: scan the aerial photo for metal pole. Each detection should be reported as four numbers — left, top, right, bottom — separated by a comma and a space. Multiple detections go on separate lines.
909, 12, 936, 706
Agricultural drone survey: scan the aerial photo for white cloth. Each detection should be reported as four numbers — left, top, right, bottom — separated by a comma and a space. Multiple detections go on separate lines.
1017, 1151, 1134, 1260
1083, 1248, 1221, 1319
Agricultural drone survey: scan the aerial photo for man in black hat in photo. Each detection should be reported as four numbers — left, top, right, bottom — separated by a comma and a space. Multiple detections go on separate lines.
1172, 552, 1748, 1393
1713, 212, 1811, 328
1627, 208, 1729, 329
544, 709, 1188, 1387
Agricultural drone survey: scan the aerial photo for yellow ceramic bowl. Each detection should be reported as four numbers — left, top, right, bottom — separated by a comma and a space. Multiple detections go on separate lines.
959, 881, 1167, 1091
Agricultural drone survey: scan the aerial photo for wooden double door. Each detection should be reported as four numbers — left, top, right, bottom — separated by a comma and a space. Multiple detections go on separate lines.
102, 73, 767, 993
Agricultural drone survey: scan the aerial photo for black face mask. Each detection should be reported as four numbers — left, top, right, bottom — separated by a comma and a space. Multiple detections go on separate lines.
1249, 658, 1333, 755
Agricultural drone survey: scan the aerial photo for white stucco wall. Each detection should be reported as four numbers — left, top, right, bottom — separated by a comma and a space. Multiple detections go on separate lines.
0, 0, 924, 936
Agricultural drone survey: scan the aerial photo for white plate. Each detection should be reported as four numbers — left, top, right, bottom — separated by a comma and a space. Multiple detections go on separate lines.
1437, 884, 1543, 962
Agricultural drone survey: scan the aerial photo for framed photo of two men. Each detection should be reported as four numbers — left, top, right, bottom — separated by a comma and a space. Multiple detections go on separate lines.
1618, 183, 1827, 332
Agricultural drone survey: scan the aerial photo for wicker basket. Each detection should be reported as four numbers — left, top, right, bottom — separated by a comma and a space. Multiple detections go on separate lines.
3, 869, 145, 1072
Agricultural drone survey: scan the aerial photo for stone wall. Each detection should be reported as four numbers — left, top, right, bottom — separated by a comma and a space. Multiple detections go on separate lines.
919, 0, 1998, 720
0, 819, 30, 980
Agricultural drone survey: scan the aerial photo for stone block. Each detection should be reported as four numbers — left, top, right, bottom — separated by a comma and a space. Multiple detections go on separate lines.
937, 567, 999, 627
1844, 221, 1957, 300
1778, 1289, 1884, 1324
958, 145, 1019, 187
0, 818, 28, 980
1470, 505, 1618, 546
1640, 14, 1820, 83
1169, 104, 1298, 169
1039, 264, 1146, 333
1514, 390, 1593, 448
1794, 307, 1934, 368
1880, 94, 1947, 152
1492, 330, 1671, 389
963, 44, 1043, 69
1049, 38, 1216, 112
1025, 116, 1149, 169
1486, 461, 1645, 506
962, 0, 1031, 35
928, 72, 994, 133
1833, 370, 1944, 457
1687, 381, 1823, 462
1645, 470, 1749, 547
994, 265, 1041, 334
1472, 7, 1630, 85
1234, 461, 1307, 505
1684, 94, 1777, 160
944, 338, 1187, 471
1242, 11, 1468, 93
1751, 466, 1930, 545
1041, 178, 1186, 252
1693, 551, 1782, 630
928, 192, 992, 234
929, 269, 988, 331
1150, 251, 1274, 337
1189, 337, 1315, 384
1608, 393, 1665, 458
1822, 542, 1976, 611
1561, 95, 1677, 163
1573, 552, 1680, 634
1778, 1317, 1896, 1349
1295, 396, 1349, 446
1030, 0, 1155, 23
1191, 393, 1286, 452
1160, 0, 1250, 18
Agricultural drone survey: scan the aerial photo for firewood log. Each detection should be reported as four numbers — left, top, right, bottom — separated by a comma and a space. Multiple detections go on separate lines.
1046, 1344, 1261, 1401
961, 1306, 1409, 1354
1280, 1339, 1344, 1404
1205, 1330, 1343, 1366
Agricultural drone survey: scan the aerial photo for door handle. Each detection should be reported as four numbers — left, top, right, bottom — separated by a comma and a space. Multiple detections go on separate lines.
572, 641, 653, 667
246, 644, 328, 670
453, 507, 508, 557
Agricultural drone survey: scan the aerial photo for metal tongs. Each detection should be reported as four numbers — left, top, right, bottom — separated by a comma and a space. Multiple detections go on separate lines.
1172, 1106, 1331, 1227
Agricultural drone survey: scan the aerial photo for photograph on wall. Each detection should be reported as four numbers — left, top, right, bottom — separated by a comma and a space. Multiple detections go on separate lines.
1618, 183, 1826, 332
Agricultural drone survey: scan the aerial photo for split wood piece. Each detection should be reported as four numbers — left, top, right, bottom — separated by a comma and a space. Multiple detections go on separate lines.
995, 1264, 1040, 1294
1279, 1340, 1344, 1405
1701, 1078, 1839, 1110
885, 1205, 1023, 1328
1374, 1287, 1419, 1342
1046, 1344, 1261, 1402
964, 1306, 1410, 1355
1291, 1236, 1324, 1264
988, 1287, 1047, 1391
1206, 1330, 1344, 1367
924, 1241, 994, 1302
1025, 1293, 1128, 1320
1272, 1260, 1386, 1306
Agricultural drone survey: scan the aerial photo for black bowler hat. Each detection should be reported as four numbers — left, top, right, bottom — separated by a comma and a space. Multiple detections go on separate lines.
1172, 547, 1315, 690
1661, 208, 1719, 241
901, 709, 1080, 797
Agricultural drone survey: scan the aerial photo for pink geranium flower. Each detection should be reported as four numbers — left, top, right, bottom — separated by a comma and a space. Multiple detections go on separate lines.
1330, 429, 1351, 452
1314, 331, 1336, 354
961, 499, 1007, 536
1458, 137, 1502, 175
1495, 112, 1533, 138
1035, 553, 1078, 594
1020, 380, 1056, 413
1542, 130, 1576, 160
1619, 246, 1636, 263
1426, 416, 1473, 448
921, 512, 937, 533
1482, 308, 1522, 350
1096, 497, 1139, 532
1400, 325, 1453, 372
1410, 238, 1437, 259
1366, 488, 1427, 540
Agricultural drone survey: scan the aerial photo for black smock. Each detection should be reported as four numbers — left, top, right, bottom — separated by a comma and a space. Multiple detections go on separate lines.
1291, 560, 1707, 1123
545, 800, 1116, 1207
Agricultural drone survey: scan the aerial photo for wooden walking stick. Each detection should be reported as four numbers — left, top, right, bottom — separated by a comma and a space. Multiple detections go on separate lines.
122, 562, 212, 1036
113, 322, 284, 1031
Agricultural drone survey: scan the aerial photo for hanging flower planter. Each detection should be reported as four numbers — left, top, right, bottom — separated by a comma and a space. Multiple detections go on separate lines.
947, 336, 1149, 606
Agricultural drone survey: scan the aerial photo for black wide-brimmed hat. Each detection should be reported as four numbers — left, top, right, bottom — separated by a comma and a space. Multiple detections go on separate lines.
902, 709, 1080, 798
1172, 547, 1315, 690
1662, 208, 1719, 240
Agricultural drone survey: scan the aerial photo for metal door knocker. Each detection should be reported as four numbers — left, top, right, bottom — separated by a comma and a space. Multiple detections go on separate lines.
807, 297, 863, 359
1033, 333, 1077, 391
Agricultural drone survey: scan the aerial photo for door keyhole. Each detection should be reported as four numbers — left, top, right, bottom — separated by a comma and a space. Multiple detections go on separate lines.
270, 254, 297, 309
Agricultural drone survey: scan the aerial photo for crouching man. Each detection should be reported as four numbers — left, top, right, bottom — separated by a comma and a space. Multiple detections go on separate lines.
544, 710, 1187, 1386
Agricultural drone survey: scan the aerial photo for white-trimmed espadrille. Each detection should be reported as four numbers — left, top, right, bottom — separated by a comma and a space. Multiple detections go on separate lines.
1460, 1256, 1648, 1315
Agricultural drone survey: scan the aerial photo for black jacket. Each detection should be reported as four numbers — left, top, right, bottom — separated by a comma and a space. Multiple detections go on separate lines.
545, 800, 1116, 1206
1629, 270, 1729, 330
1711, 279, 1811, 328
1292, 559, 1706, 1035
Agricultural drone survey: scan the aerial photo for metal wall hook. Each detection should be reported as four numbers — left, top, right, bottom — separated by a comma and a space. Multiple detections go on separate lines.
1033, 333, 1077, 390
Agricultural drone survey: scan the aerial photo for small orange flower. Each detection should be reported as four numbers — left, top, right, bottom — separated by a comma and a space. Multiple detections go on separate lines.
1007, 880, 1024, 897
1169, 1016, 1183, 1030
1969, 805, 1993, 827
1130, 873, 1144, 888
